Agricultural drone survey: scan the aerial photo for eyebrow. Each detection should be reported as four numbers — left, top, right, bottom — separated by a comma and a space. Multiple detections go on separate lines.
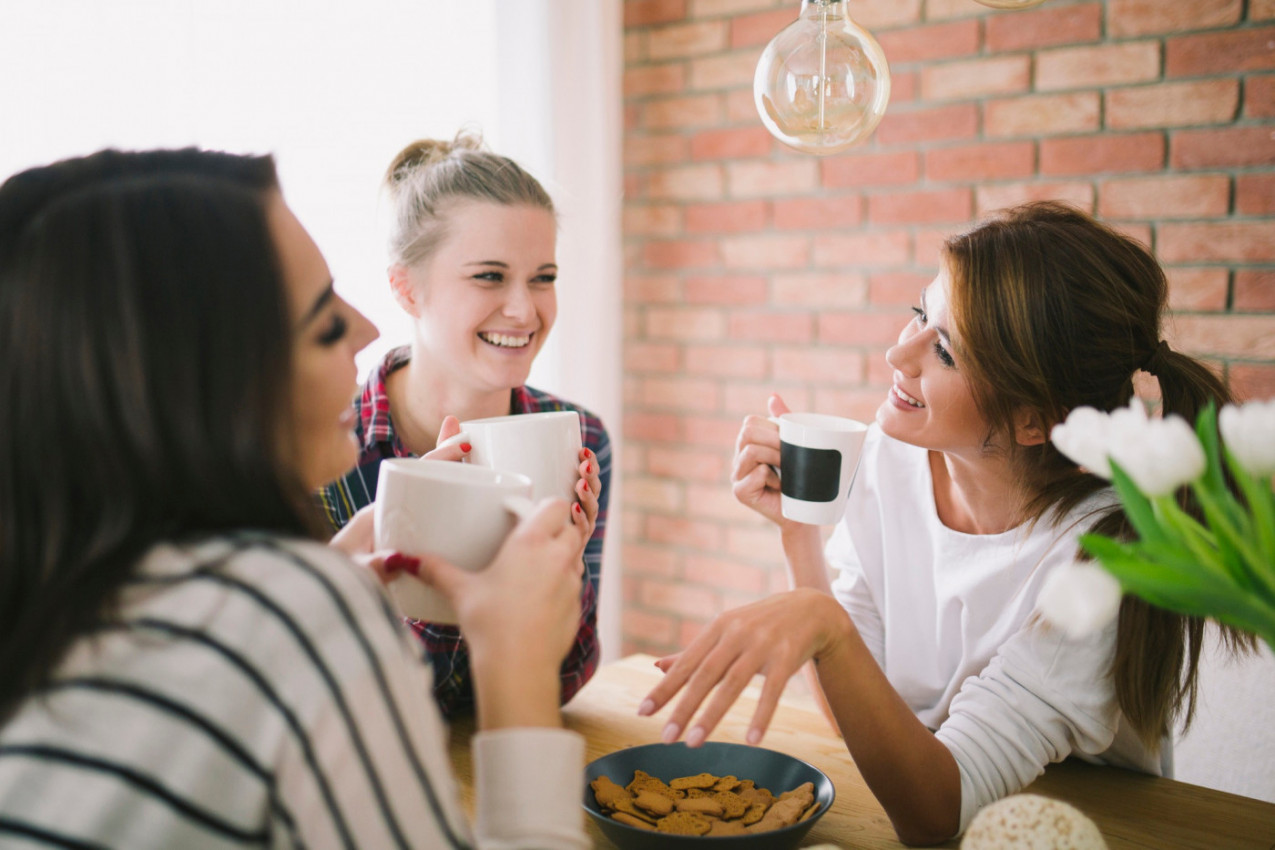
464, 261, 558, 272
920, 287, 951, 347
299, 281, 336, 327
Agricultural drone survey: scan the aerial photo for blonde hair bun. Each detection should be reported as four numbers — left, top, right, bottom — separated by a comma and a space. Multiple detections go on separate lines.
384, 131, 485, 188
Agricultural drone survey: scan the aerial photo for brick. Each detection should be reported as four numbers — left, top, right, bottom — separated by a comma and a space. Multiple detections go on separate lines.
1237, 175, 1275, 215
820, 311, 913, 346
729, 8, 792, 48
1108, 0, 1241, 37
869, 188, 973, 225
684, 274, 769, 304
1108, 80, 1239, 131
1098, 175, 1230, 219
624, 342, 681, 373
773, 271, 868, 307
725, 524, 787, 563
727, 312, 814, 342
686, 200, 768, 233
914, 229, 952, 268
642, 238, 721, 269
1040, 133, 1165, 176
621, 440, 645, 472
923, 0, 979, 20
679, 415, 746, 448
926, 141, 1036, 182
625, 63, 687, 97
690, 126, 773, 160
624, 204, 683, 236
684, 554, 767, 594
727, 160, 819, 197
643, 93, 725, 130
646, 163, 724, 200
1235, 270, 1275, 311
848, 0, 923, 28
773, 196, 862, 229
773, 347, 865, 384
1255, 0, 1275, 19
876, 103, 979, 145
1168, 315, 1275, 359
624, 413, 683, 443
648, 446, 728, 482
720, 234, 811, 269
976, 181, 1096, 216
624, 546, 679, 584
691, 0, 780, 17
626, 478, 686, 516
648, 20, 729, 61
1171, 127, 1275, 170
645, 306, 727, 339
891, 71, 918, 104
625, 134, 691, 166
726, 88, 759, 122
985, 3, 1102, 52
985, 92, 1101, 138
690, 51, 759, 90
625, 0, 687, 27
624, 274, 681, 304
1158, 222, 1275, 263
723, 381, 812, 416
867, 354, 898, 386
1165, 268, 1230, 312
921, 56, 1031, 102
814, 386, 890, 423
625, 31, 646, 64
876, 19, 980, 65
1228, 364, 1275, 404
822, 150, 921, 187
869, 271, 934, 306
813, 230, 911, 267
1248, 76, 1275, 119
685, 344, 769, 378
623, 608, 678, 645
641, 376, 723, 410
1167, 26, 1275, 77
1037, 43, 1161, 92
641, 578, 723, 617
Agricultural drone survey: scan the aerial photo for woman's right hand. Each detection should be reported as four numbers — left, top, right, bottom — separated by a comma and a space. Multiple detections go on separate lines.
421, 415, 470, 462
731, 393, 793, 527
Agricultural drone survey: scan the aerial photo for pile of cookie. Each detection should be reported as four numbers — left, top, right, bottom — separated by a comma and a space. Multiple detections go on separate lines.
590, 769, 820, 837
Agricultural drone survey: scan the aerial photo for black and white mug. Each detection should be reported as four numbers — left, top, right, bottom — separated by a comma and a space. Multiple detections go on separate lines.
769, 412, 869, 525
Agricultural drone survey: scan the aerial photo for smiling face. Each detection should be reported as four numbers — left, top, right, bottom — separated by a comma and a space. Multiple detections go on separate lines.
271, 194, 379, 488
877, 265, 994, 456
398, 200, 558, 393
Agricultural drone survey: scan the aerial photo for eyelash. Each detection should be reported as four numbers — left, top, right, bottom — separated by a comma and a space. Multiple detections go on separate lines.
318, 314, 348, 346
473, 272, 557, 285
910, 306, 955, 368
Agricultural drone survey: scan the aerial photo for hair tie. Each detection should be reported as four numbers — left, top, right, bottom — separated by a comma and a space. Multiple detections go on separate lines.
1141, 339, 1170, 374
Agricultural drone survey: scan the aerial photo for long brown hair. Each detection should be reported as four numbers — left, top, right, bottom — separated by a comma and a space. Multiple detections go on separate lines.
943, 201, 1252, 746
0, 149, 327, 723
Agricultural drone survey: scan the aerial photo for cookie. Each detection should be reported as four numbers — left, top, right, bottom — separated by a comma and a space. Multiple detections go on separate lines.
675, 796, 725, 818
632, 790, 674, 817
669, 772, 718, 791
656, 811, 713, 836
590, 775, 630, 811
611, 812, 655, 831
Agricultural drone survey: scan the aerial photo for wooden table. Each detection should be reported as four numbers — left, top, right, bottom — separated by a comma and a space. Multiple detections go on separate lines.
449, 654, 1275, 849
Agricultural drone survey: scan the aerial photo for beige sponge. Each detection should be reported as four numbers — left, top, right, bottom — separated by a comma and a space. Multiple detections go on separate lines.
962, 794, 1107, 850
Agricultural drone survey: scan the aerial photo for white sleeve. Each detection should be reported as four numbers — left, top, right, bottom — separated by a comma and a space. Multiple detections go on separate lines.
473, 729, 589, 850
826, 520, 885, 668
934, 619, 1122, 834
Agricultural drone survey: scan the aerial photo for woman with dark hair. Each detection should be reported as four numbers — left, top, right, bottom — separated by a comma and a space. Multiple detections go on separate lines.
0, 148, 589, 848
638, 202, 1254, 845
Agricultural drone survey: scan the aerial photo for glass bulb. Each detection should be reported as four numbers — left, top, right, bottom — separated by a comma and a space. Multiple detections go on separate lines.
972, 0, 1048, 8
753, 0, 891, 155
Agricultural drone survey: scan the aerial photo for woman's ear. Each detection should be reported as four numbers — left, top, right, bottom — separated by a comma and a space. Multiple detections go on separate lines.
388, 263, 419, 316
1014, 408, 1048, 447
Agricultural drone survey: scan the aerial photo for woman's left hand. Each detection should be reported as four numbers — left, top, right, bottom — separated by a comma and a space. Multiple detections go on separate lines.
328, 504, 420, 584
422, 415, 470, 462
570, 447, 601, 564
638, 588, 854, 748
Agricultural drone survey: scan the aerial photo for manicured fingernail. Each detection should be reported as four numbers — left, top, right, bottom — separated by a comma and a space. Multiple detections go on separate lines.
585, 463, 592, 474
686, 726, 706, 748
459, 443, 471, 453
573, 502, 582, 515
385, 554, 420, 576
661, 722, 681, 743
638, 699, 655, 717
747, 728, 762, 745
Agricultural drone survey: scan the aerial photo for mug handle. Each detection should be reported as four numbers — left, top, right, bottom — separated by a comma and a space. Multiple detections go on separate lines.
434, 429, 471, 452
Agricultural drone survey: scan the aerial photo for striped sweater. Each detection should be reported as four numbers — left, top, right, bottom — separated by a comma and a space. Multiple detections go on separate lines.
0, 535, 588, 849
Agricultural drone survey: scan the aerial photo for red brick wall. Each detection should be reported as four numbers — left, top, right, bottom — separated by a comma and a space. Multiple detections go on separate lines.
619, 0, 1275, 657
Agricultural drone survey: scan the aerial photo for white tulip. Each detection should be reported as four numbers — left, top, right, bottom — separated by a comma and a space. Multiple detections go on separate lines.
1108, 412, 1205, 497
1050, 406, 1113, 478
1219, 399, 1275, 478
1036, 561, 1123, 639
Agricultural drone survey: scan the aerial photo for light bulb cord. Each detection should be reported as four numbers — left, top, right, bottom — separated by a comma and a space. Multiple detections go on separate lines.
817, 3, 827, 130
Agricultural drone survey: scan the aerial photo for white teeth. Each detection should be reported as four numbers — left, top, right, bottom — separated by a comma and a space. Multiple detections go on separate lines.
479, 332, 531, 348
893, 385, 925, 408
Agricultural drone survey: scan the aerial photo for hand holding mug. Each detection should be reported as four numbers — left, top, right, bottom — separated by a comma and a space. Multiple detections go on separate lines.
731, 394, 791, 526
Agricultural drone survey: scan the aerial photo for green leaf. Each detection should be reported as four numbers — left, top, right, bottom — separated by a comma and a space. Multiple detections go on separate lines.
1190, 482, 1264, 596
1108, 461, 1166, 545
1196, 404, 1232, 513
1226, 446, 1275, 573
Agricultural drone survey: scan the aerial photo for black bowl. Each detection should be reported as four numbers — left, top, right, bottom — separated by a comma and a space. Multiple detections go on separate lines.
583, 741, 835, 849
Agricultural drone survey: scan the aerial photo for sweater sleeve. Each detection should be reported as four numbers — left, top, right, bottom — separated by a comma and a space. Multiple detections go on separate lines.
472, 729, 590, 850
934, 619, 1122, 833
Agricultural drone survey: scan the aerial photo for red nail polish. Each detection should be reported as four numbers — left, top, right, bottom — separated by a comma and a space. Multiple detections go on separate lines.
385, 554, 420, 576
459, 443, 472, 453
586, 463, 592, 474
573, 502, 582, 515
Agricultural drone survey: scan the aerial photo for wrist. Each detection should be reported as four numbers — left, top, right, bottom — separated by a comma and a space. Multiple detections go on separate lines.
470, 645, 563, 731
808, 590, 857, 663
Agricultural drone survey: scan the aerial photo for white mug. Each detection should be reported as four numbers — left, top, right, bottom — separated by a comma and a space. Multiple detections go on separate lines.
443, 410, 583, 502
769, 413, 869, 525
374, 458, 534, 624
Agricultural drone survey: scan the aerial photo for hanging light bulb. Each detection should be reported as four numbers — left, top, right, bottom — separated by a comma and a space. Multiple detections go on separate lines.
753, 0, 891, 155
972, 0, 1048, 8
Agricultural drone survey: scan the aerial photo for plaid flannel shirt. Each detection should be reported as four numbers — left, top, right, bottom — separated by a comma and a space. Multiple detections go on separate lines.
319, 346, 609, 717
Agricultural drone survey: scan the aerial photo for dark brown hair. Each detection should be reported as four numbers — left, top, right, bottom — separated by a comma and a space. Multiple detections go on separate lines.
943, 201, 1251, 746
0, 148, 326, 722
